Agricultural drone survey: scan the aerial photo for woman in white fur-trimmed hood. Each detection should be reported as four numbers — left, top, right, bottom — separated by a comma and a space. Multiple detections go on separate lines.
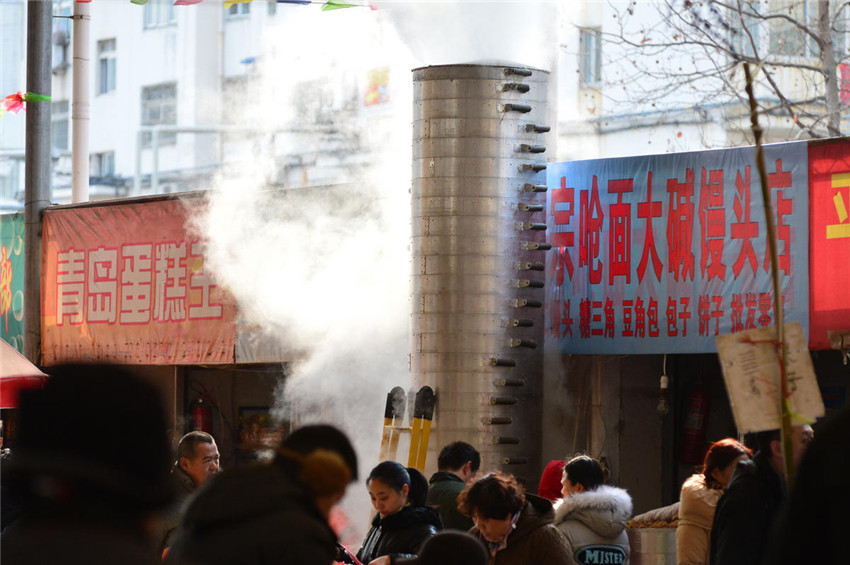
552, 455, 633, 565
676, 438, 752, 565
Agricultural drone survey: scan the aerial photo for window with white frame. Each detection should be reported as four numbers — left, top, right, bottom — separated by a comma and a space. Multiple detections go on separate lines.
52, 100, 69, 152
91, 152, 115, 177
227, 2, 250, 18
579, 28, 602, 87
144, 0, 175, 28
141, 82, 177, 146
97, 39, 117, 95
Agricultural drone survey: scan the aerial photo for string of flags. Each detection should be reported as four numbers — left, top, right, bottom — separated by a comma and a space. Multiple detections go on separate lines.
71, 0, 371, 10
0, 92, 52, 120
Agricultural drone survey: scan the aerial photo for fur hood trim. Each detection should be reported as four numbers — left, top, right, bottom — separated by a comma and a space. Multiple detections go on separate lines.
553, 485, 633, 538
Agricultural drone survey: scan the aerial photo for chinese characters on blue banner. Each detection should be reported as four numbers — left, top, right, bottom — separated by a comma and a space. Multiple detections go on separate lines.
546, 142, 809, 354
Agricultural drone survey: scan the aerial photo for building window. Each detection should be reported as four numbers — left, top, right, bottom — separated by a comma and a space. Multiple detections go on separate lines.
227, 2, 250, 18
729, 10, 759, 58
52, 100, 69, 152
579, 28, 602, 87
91, 152, 115, 178
141, 82, 177, 146
144, 0, 175, 28
97, 39, 117, 95
769, 0, 813, 57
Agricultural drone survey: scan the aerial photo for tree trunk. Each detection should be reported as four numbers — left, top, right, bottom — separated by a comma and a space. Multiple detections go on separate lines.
819, 0, 842, 136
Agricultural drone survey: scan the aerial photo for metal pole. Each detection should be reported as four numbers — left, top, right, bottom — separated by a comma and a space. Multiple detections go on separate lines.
24, 0, 52, 364
71, 0, 90, 203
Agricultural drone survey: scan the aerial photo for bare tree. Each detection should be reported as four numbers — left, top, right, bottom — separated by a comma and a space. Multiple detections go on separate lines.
602, 0, 849, 140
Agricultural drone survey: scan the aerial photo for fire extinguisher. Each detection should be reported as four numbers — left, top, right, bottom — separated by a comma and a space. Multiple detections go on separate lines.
679, 381, 711, 465
192, 394, 213, 434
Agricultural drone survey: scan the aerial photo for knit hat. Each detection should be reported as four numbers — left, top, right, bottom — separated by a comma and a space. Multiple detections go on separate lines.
537, 459, 566, 501
404, 532, 488, 565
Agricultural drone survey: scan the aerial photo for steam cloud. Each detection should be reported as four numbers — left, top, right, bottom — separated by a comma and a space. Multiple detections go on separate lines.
193, 0, 563, 545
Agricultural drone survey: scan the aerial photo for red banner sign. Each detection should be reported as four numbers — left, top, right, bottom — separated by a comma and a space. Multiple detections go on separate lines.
808, 141, 850, 350
42, 198, 236, 365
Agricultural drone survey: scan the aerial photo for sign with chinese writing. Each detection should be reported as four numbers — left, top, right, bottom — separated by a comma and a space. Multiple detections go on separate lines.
42, 198, 236, 365
717, 322, 824, 433
1, 213, 25, 353
808, 140, 850, 350
547, 142, 809, 354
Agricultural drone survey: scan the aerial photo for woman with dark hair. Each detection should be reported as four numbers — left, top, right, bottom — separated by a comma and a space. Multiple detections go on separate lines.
677, 438, 752, 565
458, 472, 570, 564
553, 455, 633, 565
355, 462, 442, 565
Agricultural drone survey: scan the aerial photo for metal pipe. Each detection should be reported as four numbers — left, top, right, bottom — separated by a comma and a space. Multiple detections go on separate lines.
71, 0, 90, 203
24, 0, 52, 363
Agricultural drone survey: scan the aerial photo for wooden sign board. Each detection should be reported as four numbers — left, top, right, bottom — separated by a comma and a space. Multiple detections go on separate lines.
716, 322, 824, 433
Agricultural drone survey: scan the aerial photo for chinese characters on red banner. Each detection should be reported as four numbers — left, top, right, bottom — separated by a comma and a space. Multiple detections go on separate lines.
55, 241, 223, 327
43, 199, 236, 365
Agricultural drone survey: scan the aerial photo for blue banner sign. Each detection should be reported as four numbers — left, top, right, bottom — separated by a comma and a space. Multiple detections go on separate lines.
546, 142, 809, 354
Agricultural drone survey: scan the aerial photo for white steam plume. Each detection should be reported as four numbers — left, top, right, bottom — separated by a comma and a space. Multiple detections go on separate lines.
193, 6, 415, 544
374, 0, 560, 69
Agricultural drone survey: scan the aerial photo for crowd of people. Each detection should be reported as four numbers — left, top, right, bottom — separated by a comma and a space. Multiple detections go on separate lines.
0, 364, 845, 565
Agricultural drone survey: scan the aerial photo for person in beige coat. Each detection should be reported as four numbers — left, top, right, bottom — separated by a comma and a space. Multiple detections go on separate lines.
676, 438, 752, 565
553, 455, 632, 565
458, 472, 571, 565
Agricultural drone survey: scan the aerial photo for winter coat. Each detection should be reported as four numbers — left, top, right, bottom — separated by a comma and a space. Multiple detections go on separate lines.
165, 462, 338, 565
470, 494, 572, 565
765, 405, 850, 565
427, 471, 473, 531
676, 474, 721, 565
710, 451, 786, 565
356, 505, 442, 564
158, 466, 197, 554
553, 485, 632, 565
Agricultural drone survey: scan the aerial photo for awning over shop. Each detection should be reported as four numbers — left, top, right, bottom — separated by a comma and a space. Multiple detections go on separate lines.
1, 340, 47, 409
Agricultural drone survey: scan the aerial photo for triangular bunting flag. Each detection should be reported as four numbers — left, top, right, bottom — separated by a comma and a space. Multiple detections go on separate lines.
322, 0, 356, 10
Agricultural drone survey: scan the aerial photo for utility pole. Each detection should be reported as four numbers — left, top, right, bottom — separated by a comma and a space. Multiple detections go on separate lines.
24, 0, 52, 364
71, 0, 90, 203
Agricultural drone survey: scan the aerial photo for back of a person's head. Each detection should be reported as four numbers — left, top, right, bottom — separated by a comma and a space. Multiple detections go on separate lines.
457, 472, 525, 519
277, 424, 358, 480
437, 441, 480, 472
406, 466, 429, 507
564, 455, 604, 491
413, 531, 488, 565
749, 429, 780, 454
7, 363, 174, 513
275, 424, 358, 497
537, 460, 566, 501
177, 431, 215, 461
702, 438, 753, 488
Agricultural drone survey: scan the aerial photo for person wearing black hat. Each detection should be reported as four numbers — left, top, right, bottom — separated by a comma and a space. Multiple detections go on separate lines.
166, 423, 358, 565
1, 364, 176, 565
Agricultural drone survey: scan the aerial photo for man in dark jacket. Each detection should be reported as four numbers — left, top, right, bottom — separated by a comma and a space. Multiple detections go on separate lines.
426, 441, 480, 531
766, 406, 849, 565
165, 424, 358, 565
159, 431, 220, 553
710, 425, 812, 565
